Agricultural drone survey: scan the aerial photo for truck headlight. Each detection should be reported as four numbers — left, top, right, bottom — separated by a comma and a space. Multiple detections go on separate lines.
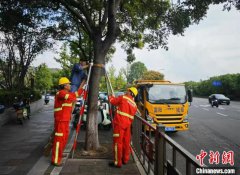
183, 115, 189, 122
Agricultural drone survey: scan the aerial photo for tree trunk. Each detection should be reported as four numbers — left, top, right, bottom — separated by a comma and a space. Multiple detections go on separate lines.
17, 65, 28, 90
84, 17, 118, 149
84, 43, 106, 151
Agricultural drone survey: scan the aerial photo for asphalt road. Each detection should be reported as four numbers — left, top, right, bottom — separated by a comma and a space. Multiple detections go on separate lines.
0, 97, 54, 175
167, 97, 240, 173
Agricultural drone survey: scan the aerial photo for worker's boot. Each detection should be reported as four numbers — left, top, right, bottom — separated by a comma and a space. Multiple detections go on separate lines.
108, 162, 121, 168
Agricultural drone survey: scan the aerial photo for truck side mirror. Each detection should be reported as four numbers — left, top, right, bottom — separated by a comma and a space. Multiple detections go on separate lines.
187, 89, 193, 102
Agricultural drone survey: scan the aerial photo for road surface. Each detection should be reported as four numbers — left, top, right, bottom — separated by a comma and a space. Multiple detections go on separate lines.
168, 97, 240, 173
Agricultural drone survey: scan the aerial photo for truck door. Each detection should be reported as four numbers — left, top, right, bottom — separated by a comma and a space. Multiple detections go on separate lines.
136, 86, 145, 118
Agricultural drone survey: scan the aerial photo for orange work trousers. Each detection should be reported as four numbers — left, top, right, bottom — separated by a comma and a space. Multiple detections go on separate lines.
112, 124, 131, 167
51, 121, 69, 165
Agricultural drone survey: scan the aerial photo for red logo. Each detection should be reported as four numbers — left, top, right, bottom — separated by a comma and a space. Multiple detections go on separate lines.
196, 150, 207, 166
196, 150, 234, 166
222, 151, 234, 166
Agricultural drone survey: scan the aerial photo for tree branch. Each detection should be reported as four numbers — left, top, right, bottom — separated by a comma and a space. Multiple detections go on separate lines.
76, 26, 88, 60
67, 0, 95, 29
100, 0, 108, 32
57, 0, 93, 37
103, 0, 121, 51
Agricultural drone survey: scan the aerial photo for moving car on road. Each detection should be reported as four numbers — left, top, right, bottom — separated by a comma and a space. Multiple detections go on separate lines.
208, 94, 230, 105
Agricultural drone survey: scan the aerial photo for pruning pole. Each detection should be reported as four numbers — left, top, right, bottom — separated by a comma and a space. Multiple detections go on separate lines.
105, 71, 114, 95
105, 70, 114, 129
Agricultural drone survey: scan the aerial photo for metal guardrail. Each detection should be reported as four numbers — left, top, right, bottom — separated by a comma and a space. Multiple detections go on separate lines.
131, 114, 202, 175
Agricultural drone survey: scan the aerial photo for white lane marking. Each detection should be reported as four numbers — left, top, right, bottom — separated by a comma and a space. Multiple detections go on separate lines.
194, 105, 198, 108
218, 107, 225, 110
203, 108, 209, 111
200, 105, 211, 107
217, 112, 228, 117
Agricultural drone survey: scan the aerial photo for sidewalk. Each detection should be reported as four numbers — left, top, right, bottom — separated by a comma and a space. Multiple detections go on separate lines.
60, 158, 140, 175
0, 100, 143, 175
57, 128, 142, 175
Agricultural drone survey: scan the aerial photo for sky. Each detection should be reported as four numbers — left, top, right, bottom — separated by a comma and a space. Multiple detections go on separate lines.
33, 4, 240, 83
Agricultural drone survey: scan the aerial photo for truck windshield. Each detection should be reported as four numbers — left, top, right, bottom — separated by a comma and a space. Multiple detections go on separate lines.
147, 84, 187, 104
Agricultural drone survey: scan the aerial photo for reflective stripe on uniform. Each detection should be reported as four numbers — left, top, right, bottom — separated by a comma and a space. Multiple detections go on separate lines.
54, 103, 72, 112
117, 110, 134, 120
54, 107, 62, 112
54, 142, 60, 163
62, 103, 72, 107
123, 96, 136, 107
64, 94, 69, 100
55, 132, 63, 136
113, 133, 119, 137
114, 143, 118, 165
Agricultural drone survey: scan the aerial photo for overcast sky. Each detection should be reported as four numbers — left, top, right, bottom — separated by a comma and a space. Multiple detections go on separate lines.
33, 4, 240, 83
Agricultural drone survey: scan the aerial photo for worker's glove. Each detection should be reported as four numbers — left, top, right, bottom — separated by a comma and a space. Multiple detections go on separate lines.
108, 95, 112, 100
82, 65, 89, 69
109, 93, 115, 97
82, 84, 87, 89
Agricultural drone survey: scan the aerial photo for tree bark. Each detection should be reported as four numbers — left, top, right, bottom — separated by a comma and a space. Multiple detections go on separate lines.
84, 65, 101, 150
84, 39, 106, 151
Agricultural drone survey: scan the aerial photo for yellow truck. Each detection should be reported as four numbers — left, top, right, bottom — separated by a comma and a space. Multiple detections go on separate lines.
134, 80, 192, 132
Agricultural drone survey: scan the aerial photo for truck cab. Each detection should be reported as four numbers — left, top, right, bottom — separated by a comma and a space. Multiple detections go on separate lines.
135, 80, 192, 132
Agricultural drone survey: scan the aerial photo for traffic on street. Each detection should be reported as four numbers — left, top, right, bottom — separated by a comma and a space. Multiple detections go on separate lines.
168, 97, 240, 173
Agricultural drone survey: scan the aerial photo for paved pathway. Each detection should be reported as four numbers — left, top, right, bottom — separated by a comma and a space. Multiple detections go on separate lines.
0, 99, 143, 175
0, 101, 54, 175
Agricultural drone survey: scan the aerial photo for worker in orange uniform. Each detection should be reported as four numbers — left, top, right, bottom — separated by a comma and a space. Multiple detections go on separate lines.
51, 77, 85, 166
108, 87, 138, 168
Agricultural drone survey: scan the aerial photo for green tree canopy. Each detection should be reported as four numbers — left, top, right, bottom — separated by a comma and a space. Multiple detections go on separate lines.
185, 73, 240, 100
55, 43, 79, 78
128, 61, 147, 83
0, 0, 55, 89
142, 70, 164, 80
115, 68, 127, 91
35, 64, 53, 92
99, 66, 127, 92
